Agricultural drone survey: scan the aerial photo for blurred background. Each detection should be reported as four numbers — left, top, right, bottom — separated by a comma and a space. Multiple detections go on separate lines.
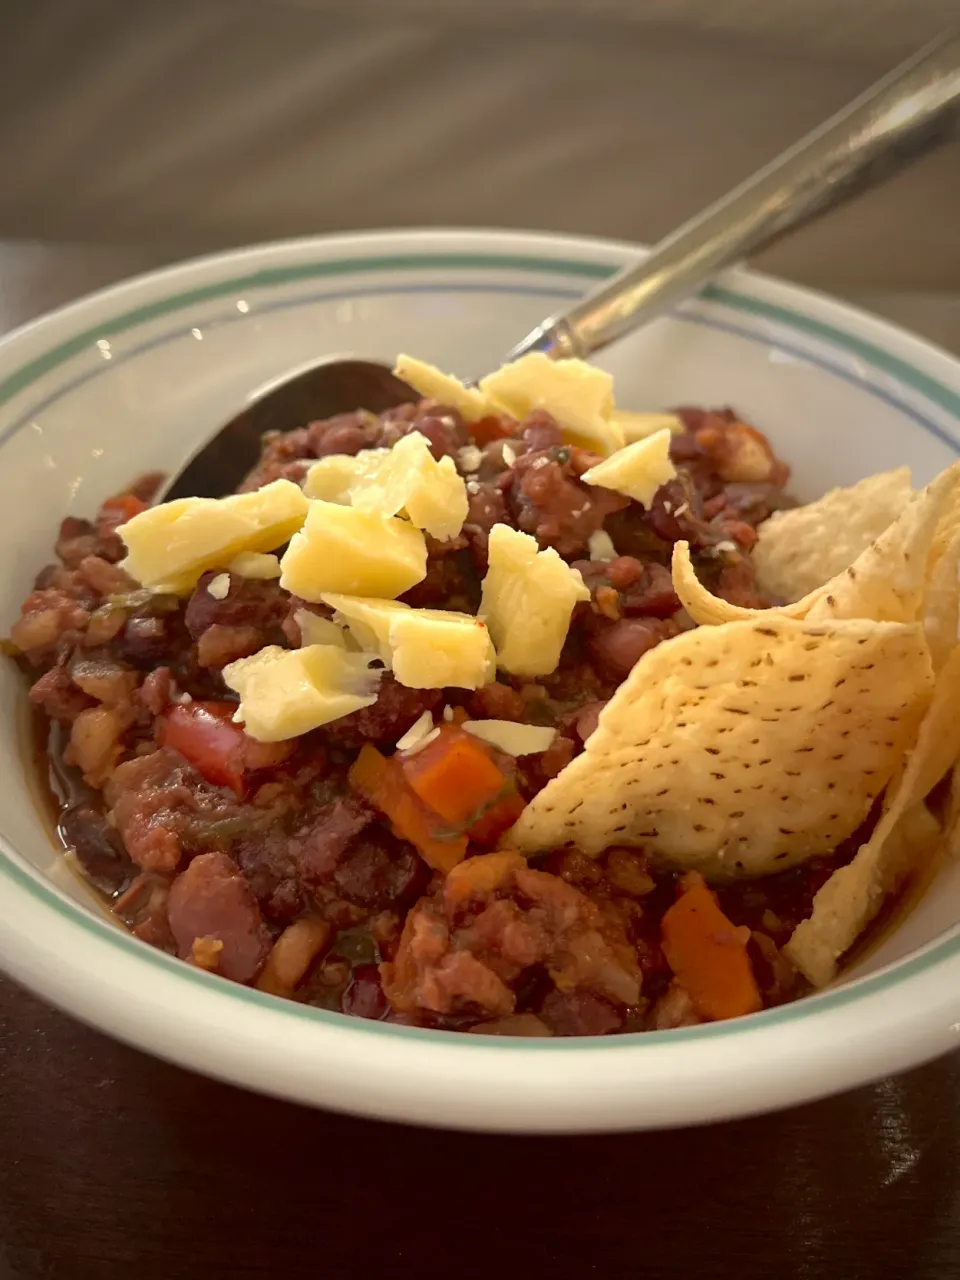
0, 0, 957, 335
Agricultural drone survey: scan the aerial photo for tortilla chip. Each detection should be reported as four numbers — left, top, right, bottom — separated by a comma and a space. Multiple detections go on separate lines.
671, 541, 806, 627
929, 475, 960, 568
671, 463, 960, 630
805, 466, 960, 624
783, 804, 941, 988
508, 617, 934, 879
924, 531, 960, 671
753, 467, 914, 602
785, 644, 960, 985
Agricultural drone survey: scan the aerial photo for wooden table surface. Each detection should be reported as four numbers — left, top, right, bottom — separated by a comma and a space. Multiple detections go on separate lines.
2, 242, 960, 1280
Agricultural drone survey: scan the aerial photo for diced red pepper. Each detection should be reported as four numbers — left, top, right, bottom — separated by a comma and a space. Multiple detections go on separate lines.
349, 743, 468, 875
466, 787, 526, 846
159, 700, 293, 797
401, 725, 509, 828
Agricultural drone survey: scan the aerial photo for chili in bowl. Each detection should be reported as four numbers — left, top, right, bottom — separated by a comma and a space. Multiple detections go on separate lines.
10, 350, 958, 1039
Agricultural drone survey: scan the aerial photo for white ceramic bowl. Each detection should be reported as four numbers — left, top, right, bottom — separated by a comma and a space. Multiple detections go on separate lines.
2, 228, 960, 1133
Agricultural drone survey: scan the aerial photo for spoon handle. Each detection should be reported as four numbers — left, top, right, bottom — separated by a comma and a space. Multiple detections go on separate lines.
505, 30, 960, 364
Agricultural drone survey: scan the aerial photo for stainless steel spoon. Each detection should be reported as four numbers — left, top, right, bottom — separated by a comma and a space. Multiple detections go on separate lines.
166, 30, 960, 500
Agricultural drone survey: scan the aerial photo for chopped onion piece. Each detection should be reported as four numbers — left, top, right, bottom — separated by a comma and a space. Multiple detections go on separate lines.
588, 530, 616, 562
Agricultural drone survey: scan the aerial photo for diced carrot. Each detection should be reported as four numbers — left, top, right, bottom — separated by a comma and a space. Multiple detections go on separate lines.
401, 725, 509, 827
660, 872, 762, 1021
98, 492, 148, 537
349, 743, 468, 875
467, 786, 526, 846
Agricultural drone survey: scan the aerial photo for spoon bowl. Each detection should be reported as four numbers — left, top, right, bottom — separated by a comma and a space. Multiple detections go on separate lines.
163, 356, 417, 499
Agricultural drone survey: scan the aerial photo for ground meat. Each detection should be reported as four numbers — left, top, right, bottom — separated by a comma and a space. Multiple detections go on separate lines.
545, 847, 606, 891
237, 427, 314, 492
167, 851, 271, 983
138, 667, 175, 715
243, 402, 471, 490
105, 749, 241, 873
307, 412, 378, 458
537, 654, 615, 714
290, 796, 426, 912
333, 832, 426, 910
462, 486, 511, 570
28, 665, 93, 722
234, 828, 304, 924
605, 848, 656, 897
673, 408, 790, 488
708, 480, 795, 527
387, 916, 516, 1017
185, 573, 289, 647
507, 445, 629, 557
573, 700, 607, 743
540, 989, 624, 1036
32, 564, 85, 595
381, 852, 641, 1020
117, 613, 180, 667
294, 796, 374, 887
376, 402, 470, 460
55, 517, 106, 569
642, 477, 717, 550
467, 681, 527, 722
400, 551, 476, 612
539, 734, 577, 777
573, 556, 680, 622
329, 678, 442, 748
712, 555, 774, 610
252, 457, 317, 489
516, 734, 578, 799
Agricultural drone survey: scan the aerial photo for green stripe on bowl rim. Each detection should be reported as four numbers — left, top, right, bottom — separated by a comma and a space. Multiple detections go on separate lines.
0, 252, 958, 419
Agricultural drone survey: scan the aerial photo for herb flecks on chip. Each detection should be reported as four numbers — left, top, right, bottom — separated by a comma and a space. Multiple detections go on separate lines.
508, 617, 933, 880
753, 467, 914, 603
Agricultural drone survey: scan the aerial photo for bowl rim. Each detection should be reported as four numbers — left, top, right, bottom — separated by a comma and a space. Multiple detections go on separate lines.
2, 225, 960, 1129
